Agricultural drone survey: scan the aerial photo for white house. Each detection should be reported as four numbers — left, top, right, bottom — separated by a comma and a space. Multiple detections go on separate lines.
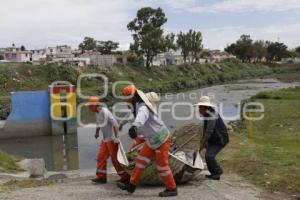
79, 52, 127, 67
51, 57, 91, 67
153, 49, 206, 66
31, 49, 47, 62
281, 57, 300, 64
0, 46, 32, 62
46, 45, 74, 59
207, 50, 236, 63
153, 50, 183, 66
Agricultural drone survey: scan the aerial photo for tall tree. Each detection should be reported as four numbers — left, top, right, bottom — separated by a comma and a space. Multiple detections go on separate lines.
177, 29, 203, 63
252, 40, 267, 63
224, 43, 236, 55
176, 31, 190, 63
164, 33, 177, 51
189, 30, 203, 63
127, 7, 167, 69
78, 37, 97, 52
267, 42, 288, 61
235, 34, 253, 62
225, 35, 291, 63
97, 40, 119, 54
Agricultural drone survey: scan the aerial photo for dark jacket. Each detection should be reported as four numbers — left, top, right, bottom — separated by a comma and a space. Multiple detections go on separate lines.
203, 113, 229, 147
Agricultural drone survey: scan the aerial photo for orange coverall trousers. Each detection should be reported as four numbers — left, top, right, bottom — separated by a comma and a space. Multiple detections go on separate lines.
131, 137, 145, 149
96, 140, 130, 181
130, 137, 177, 190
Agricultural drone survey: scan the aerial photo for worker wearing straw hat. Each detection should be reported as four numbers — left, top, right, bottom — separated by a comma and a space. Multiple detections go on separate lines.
117, 85, 177, 197
145, 91, 160, 112
195, 96, 229, 180
85, 97, 130, 184
119, 91, 161, 149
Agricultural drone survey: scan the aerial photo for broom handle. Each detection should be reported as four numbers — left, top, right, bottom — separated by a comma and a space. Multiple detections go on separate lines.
129, 142, 145, 152
172, 133, 198, 154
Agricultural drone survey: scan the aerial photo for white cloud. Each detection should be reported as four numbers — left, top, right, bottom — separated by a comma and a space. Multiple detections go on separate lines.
151, 0, 199, 12
167, 23, 300, 50
156, 0, 300, 13
0, 0, 143, 49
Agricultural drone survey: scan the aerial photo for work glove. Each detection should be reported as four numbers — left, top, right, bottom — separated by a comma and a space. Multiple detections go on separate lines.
128, 126, 137, 139
113, 138, 120, 144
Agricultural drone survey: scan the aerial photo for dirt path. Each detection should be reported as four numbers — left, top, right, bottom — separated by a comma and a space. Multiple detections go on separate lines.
0, 172, 289, 200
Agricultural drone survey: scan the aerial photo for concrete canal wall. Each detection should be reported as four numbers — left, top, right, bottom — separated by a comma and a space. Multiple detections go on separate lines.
0, 91, 51, 139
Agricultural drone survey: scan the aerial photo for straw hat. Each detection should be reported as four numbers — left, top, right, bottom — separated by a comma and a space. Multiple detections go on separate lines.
145, 92, 159, 112
136, 90, 158, 115
194, 96, 216, 108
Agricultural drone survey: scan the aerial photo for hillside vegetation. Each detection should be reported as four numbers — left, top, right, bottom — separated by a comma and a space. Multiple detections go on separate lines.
220, 87, 300, 196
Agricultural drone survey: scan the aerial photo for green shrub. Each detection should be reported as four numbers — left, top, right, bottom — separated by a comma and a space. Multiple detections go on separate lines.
46, 65, 79, 84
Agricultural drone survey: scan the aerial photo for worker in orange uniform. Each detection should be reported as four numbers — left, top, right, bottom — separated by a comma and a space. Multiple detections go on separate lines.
85, 97, 130, 184
117, 85, 178, 197
119, 91, 160, 150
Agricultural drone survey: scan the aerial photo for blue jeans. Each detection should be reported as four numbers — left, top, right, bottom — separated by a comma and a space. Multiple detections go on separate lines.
205, 144, 224, 176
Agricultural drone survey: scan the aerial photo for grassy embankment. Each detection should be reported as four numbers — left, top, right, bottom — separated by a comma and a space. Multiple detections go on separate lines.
219, 87, 300, 196
0, 151, 22, 173
2, 61, 297, 120
0, 179, 57, 192
0, 146, 55, 191
269, 63, 300, 82
0, 148, 55, 192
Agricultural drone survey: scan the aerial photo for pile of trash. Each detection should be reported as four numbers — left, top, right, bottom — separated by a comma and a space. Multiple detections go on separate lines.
118, 124, 204, 185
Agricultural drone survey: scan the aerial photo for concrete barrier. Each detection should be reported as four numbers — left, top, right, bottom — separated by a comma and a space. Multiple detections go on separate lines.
49, 85, 77, 135
0, 91, 51, 139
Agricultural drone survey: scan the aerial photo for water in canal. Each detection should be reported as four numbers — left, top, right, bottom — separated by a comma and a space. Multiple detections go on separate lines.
0, 79, 298, 171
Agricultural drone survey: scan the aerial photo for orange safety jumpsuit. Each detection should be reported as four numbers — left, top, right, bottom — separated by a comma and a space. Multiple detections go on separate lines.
96, 140, 130, 181
130, 137, 176, 190
95, 107, 130, 181
130, 136, 145, 149
129, 102, 176, 190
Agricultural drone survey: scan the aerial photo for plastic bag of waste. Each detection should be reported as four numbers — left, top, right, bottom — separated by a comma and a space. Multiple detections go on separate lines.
118, 144, 204, 185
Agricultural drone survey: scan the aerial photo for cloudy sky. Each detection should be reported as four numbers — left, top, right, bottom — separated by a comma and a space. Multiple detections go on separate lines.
1, 0, 300, 50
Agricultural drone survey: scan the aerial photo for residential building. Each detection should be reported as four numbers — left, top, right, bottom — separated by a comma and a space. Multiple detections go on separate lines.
153, 50, 184, 66
281, 57, 300, 64
0, 46, 32, 62
46, 45, 74, 59
207, 50, 236, 63
31, 49, 47, 62
79, 52, 127, 66
51, 57, 91, 67
153, 49, 206, 66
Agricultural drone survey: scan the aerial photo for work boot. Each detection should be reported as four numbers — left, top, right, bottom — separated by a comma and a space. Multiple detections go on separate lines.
205, 174, 220, 180
116, 178, 130, 184
117, 181, 136, 193
91, 178, 107, 184
158, 188, 178, 197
